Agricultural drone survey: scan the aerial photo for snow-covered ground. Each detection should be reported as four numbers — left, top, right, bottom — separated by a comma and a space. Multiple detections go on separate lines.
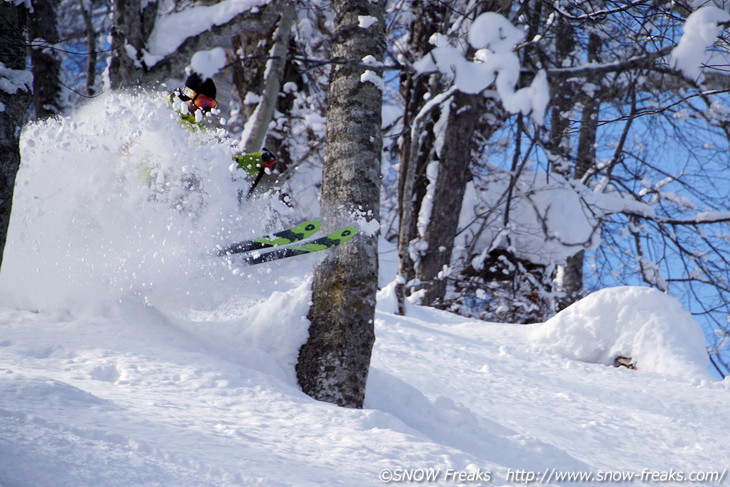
1, 93, 728, 486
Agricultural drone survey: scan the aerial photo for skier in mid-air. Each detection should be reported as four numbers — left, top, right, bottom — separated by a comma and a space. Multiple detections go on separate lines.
170, 71, 281, 192
169, 73, 358, 262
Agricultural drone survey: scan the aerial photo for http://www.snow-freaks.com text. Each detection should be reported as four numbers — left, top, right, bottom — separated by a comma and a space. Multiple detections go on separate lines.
378, 467, 728, 484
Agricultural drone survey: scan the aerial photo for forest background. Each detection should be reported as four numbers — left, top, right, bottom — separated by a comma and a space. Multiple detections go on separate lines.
2, 0, 730, 387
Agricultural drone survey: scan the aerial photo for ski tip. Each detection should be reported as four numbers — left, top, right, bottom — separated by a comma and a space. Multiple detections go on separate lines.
292, 220, 321, 234
331, 225, 358, 242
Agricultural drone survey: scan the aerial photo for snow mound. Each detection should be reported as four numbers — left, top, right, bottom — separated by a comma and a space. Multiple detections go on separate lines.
1, 91, 292, 314
529, 286, 712, 380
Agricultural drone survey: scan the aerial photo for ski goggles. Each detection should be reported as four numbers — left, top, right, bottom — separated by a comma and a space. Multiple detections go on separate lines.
181, 86, 218, 111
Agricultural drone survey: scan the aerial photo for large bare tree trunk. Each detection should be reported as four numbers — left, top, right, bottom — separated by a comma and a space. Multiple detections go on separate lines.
0, 4, 32, 270
296, 0, 384, 409
28, 0, 61, 118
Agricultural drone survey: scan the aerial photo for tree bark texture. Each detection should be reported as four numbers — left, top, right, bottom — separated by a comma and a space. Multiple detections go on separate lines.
81, 1, 98, 97
296, 0, 384, 409
415, 91, 482, 306
28, 0, 62, 118
394, 1, 448, 315
109, 0, 158, 89
0, 4, 32, 270
547, 16, 576, 176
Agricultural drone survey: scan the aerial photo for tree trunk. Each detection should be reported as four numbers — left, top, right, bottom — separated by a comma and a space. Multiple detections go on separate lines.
558, 32, 601, 310
296, 0, 384, 409
28, 0, 61, 119
108, 0, 158, 89
394, 92, 442, 314
415, 90, 481, 305
0, 4, 32, 270
241, 3, 294, 153
396, 0, 511, 310
231, 20, 276, 124
81, 0, 98, 97
394, 1, 448, 314
547, 16, 575, 176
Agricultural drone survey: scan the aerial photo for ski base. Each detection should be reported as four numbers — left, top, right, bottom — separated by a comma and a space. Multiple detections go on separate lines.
217, 220, 320, 255
241, 226, 358, 265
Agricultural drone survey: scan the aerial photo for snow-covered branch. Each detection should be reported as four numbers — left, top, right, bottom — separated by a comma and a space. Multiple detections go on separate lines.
544, 45, 675, 80
223, 54, 407, 74
621, 210, 730, 226
0, 62, 33, 95
414, 12, 549, 124
671, 6, 730, 80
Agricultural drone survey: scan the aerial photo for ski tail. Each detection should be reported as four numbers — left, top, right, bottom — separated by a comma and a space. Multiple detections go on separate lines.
242, 226, 358, 265
217, 220, 321, 255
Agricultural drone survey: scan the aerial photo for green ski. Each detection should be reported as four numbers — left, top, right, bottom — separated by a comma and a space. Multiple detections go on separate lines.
217, 220, 321, 255
241, 226, 358, 265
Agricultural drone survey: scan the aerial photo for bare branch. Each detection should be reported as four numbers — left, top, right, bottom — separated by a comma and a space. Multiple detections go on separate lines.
548, 0, 652, 22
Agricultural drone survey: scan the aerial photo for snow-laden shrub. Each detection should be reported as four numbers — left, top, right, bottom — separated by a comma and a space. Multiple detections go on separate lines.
529, 286, 711, 380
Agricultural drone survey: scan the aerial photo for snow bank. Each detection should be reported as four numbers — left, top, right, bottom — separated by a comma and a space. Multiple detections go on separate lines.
529, 286, 712, 380
2, 90, 320, 389
2, 91, 294, 315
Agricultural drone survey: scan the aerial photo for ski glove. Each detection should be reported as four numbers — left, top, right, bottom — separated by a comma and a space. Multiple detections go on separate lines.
260, 148, 279, 170
233, 148, 279, 175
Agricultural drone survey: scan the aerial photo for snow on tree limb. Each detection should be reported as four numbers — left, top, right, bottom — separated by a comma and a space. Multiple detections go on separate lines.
671, 6, 730, 80
144, 0, 270, 67
0, 62, 33, 96
414, 13, 549, 125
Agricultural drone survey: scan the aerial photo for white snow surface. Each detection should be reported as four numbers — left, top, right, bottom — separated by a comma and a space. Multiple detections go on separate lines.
530, 286, 712, 380
1, 93, 729, 486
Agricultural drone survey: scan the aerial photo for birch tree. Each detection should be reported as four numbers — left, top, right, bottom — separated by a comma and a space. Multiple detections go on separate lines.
296, 0, 385, 408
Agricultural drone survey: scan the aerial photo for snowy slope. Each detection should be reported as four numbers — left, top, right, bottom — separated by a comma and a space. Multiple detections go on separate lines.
1, 93, 728, 487
1, 291, 728, 487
